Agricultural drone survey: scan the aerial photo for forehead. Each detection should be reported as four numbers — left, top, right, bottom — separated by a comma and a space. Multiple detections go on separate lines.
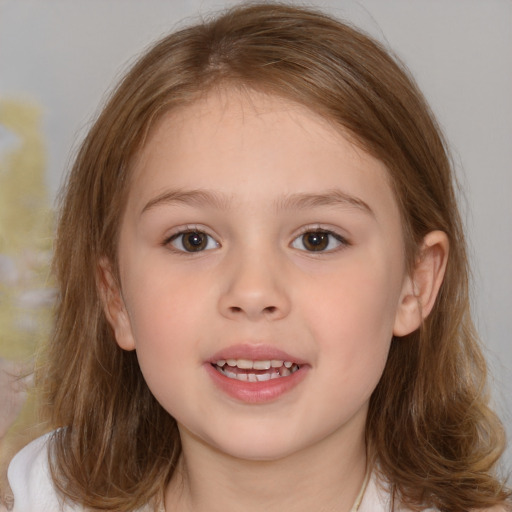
129, 88, 398, 220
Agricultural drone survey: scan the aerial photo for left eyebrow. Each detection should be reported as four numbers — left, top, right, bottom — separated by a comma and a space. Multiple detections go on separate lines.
274, 189, 375, 217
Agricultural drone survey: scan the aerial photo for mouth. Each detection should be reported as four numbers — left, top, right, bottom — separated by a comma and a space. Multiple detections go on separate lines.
212, 359, 301, 382
206, 347, 308, 402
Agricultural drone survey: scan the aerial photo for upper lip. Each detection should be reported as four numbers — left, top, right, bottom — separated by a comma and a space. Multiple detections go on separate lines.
208, 344, 308, 365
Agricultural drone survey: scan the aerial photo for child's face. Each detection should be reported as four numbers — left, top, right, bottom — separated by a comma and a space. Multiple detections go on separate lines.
107, 88, 412, 461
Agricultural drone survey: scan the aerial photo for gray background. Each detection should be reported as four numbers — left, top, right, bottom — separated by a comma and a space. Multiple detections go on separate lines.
1, 0, 510, 473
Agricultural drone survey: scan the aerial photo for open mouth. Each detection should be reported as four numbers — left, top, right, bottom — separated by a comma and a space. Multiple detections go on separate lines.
212, 359, 301, 382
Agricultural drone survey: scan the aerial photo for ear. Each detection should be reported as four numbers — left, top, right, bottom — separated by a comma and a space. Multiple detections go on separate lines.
97, 257, 136, 351
393, 231, 449, 337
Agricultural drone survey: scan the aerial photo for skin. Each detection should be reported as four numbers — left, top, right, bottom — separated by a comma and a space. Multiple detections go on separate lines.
101, 88, 448, 511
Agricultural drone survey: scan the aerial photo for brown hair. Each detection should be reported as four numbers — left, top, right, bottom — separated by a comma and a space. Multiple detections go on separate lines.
36, 3, 509, 510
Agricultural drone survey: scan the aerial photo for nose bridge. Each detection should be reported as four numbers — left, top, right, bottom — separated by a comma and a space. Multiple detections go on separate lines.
218, 241, 291, 321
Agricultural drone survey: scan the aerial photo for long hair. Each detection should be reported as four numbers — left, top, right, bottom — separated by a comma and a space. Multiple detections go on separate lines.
37, 3, 509, 510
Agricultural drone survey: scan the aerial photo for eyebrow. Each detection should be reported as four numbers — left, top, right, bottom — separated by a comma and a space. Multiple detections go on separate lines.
275, 189, 374, 216
141, 189, 232, 214
141, 188, 374, 217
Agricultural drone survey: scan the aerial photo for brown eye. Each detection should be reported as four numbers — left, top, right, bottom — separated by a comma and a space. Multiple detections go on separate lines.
169, 231, 219, 252
303, 232, 329, 251
183, 232, 207, 251
291, 230, 345, 252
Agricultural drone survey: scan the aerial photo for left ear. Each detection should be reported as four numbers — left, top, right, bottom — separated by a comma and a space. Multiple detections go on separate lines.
393, 230, 449, 337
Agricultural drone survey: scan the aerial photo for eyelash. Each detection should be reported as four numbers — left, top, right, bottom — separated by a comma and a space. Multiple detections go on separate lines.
163, 227, 349, 254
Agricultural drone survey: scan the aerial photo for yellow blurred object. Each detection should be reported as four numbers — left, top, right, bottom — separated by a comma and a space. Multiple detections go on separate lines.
0, 98, 54, 360
0, 98, 54, 503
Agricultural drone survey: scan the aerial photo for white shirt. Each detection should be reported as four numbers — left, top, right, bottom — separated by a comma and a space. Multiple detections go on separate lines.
7, 433, 434, 512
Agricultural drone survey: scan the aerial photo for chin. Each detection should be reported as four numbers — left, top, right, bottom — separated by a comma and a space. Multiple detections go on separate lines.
191, 424, 306, 462
216, 439, 300, 462
218, 429, 333, 462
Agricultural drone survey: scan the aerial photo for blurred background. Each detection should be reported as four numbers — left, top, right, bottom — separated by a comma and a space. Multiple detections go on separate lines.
0, 0, 511, 476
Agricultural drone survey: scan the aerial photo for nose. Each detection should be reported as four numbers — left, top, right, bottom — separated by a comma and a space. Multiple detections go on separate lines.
218, 251, 291, 322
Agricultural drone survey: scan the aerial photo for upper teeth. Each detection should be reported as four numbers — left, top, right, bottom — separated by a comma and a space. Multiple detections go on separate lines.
214, 358, 300, 381
215, 359, 294, 370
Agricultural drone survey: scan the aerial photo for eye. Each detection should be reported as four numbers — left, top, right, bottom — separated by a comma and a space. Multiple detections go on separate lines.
167, 230, 219, 253
291, 230, 346, 252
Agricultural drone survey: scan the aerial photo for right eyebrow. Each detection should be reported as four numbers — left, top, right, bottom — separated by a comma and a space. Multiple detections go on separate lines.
140, 189, 232, 216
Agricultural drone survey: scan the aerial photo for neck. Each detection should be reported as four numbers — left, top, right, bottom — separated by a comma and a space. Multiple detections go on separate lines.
165, 425, 367, 512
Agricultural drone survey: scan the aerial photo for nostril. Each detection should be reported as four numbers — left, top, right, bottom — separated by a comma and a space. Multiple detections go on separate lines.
228, 305, 278, 315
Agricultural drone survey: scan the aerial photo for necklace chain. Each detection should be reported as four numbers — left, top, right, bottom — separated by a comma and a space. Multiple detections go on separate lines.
157, 464, 372, 512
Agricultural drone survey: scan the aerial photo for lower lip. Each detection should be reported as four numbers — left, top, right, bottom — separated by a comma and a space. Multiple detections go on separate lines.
204, 363, 309, 403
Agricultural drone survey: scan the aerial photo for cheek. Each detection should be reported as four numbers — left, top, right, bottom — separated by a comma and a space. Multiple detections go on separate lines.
302, 254, 403, 385
121, 266, 212, 388
124, 255, 212, 336
308, 258, 401, 332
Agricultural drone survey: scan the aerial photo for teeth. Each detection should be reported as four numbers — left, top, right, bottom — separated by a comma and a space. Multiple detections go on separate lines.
253, 360, 271, 370
215, 360, 301, 382
215, 359, 296, 370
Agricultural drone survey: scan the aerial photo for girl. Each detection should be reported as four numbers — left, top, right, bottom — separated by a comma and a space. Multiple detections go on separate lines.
6, 3, 510, 511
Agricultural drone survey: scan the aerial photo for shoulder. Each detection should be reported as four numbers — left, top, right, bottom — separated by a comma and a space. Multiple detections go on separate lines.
361, 468, 511, 512
363, 476, 510, 512
359, 470, 440, 512
7, 431, 82, 512
7, 433, 157, 512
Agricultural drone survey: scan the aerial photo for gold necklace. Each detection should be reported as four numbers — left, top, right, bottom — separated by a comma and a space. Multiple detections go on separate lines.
350, 463, 371, 512
158, 462, 373, 512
